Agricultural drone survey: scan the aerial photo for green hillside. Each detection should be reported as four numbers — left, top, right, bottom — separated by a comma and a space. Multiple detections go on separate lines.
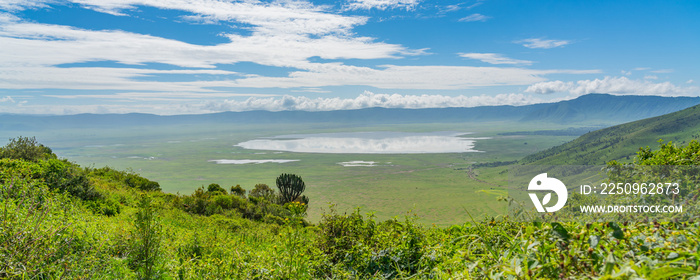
521, 103, 700, 165
2, 137, 699, 278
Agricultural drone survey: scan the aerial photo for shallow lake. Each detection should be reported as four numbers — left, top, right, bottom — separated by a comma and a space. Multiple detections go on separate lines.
235, 131, 486, 154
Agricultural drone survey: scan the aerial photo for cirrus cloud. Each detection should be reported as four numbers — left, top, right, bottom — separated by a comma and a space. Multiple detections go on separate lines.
459, 53, 533, 65
516, 38, 570, 49
458, 13, 491, 22
345, 0, 421, 10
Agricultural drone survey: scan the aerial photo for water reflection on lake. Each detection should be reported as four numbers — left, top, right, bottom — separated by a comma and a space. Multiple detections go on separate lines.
236, 131, 486, 154
209, 159, 300, 164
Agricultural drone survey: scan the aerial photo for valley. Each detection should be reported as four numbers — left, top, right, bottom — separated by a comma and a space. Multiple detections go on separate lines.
2, 93, 699, 225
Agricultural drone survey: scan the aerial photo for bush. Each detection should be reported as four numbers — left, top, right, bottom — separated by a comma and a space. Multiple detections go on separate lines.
0, 178, 104, 278
41, 158, 102, 201
125, 173, 161, 192
315, 207, 430, 278
86, 197, 122, 216
0, 136, 55, 162
249, 183, 277, 203
212, 194, 233, 209
207, 183, 226, 195
230, 184, 246, 197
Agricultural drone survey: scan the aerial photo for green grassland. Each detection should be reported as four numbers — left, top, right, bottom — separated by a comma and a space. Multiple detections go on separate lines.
1, 121, 579, 225
2, 136, 698, 279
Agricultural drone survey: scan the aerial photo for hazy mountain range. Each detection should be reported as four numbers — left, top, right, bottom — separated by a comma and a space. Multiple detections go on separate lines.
2, 94, 699, 131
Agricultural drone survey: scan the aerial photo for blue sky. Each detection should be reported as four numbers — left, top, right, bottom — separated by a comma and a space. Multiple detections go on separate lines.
0, 0, 698, 115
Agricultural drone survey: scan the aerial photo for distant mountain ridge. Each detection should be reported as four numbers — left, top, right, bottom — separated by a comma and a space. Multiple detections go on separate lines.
521, 93, 700, 124
1, 94, 699, 130
521, 103, 700, 165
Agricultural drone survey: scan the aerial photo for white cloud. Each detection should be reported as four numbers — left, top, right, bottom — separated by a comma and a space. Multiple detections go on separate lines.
0, 96, 14, 103
0, 91, 550, 115
459, 53, 533, 65
466, 2, 484, 9
650, 69, 674, 73
44, 91, 277, 101
345, 0, 420, 10
0, 63, 596, 92
0, 0, 602, 114
516, 38, 570, 49
441, 4, 461, 13
458, 13, 490, 22
525, 76, 700, 97
0, 0, 53, 11
644, 75, 658, 80
0, 19, 426, 91
0, 21, 413, 69
688, 80, 694, 84
228, 64, 598, 90
67, 0, 367, 35
0, 66, 246, 92
201, 91, 544, 112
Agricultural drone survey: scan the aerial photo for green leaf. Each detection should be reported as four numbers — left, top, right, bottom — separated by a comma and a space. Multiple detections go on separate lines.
612, 228, 625, 239
649, 267, 696, 279
604, 253, 616, 274
608, 222, 625, 239
551, 222, 570, 240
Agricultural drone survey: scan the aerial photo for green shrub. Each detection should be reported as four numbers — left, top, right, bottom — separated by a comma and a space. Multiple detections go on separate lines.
230, 184, 246, 197
41, 158, 102, 201
0, 136, 55, 162
130, 194, 163, 279
0, 179, 104, 278
86, 196, 122, 216
249, 183, 277, 203
263, 214, 286, 225
125, 173, 161, 192
212, 194, 233, 209
207, 183, 226, 195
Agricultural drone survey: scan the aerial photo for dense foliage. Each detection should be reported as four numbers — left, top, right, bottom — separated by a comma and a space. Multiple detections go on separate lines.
1, 138, 699, 279
0, 136, 55, 162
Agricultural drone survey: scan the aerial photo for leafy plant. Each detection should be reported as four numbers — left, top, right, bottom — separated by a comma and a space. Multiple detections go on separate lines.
130, 194, 163, 279
207, 183, 226, 195
230, 184, 246, 197
0, 136, 55, 162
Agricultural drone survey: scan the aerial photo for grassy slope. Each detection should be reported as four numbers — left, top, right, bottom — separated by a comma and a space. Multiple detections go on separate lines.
3, 143, 700, 279
520, 104, 700, 165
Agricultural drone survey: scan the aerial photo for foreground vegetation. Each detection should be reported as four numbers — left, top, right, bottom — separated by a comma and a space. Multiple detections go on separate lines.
2, 136, 699, 279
